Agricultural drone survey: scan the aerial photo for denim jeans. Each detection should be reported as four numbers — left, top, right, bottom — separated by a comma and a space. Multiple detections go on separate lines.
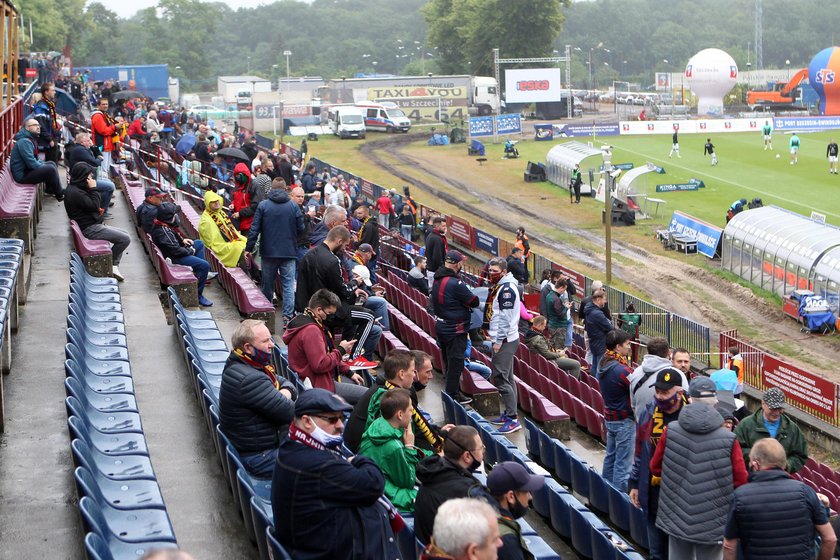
400, 225, 413, 240
602, 417, 635, 493
96, 179, 115, 211
174, 240, 210, 295
261, 257, 296, 319
364, 295, 389, 330
591, 352, 605, 378
565, 322, 574, 348
647, 515, 670, 560
240, 448, 278, 479
466, 360, 492, 380
367, 255, 378, 284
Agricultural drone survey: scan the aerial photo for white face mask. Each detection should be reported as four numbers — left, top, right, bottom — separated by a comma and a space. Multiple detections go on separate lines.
310, 422, 344, 449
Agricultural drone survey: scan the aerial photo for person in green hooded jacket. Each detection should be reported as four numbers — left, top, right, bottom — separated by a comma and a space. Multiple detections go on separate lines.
359, 388, 431, 512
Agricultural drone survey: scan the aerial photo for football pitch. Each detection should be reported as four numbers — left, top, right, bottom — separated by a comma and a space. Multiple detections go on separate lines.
579, 130, 840, 228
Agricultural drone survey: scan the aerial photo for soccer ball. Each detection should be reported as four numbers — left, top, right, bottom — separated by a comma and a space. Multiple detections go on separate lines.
776, 154, 781, 159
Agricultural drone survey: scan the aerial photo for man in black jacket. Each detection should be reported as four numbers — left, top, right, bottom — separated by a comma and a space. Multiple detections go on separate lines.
63, 162, 130, 281
296, 226, 381, 366
65, 132, 115, 215
424, 216, 447, 289
220, 319, 296, 478
506, 247, 529, 286
414, 425, 487, 544
151, 202, 214, 308
432, 250, 479, 405
136, 186, 166, 234
353, 203, 380, 283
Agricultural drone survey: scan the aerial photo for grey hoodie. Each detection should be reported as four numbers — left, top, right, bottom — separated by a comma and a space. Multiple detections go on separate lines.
628, 354, 689, 421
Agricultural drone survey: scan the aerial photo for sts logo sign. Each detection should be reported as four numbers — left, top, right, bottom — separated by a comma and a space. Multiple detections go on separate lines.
815, 68, 836, 85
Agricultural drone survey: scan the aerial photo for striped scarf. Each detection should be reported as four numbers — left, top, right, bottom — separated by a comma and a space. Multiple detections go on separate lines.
604, 349, 629, 367
208, 209, 240, 242
232, 347, 279, 390
385, 380, 444, 452
483, 283, 501, 329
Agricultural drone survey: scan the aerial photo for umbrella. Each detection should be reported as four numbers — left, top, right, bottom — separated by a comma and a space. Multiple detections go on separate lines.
110, 90, 146, 101
216, 147, 250, 163
53, 87, 78, 117
175, 133, 197, 156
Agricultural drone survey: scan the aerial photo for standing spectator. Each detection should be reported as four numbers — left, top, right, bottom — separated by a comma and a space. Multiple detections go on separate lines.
424, 216, 448, 289
538, 270, 562, 316
231, 163, 264, 236
90, 97, 123, 175
289, 186, 315, 264
63, 162, 129, 281
734, 387, 808, 474
359, 387, 432, 512
10, 119, 64, 199
32, 82, 62, 164
545, 279, 572, 351
151, 202, 214, 308
651, 377, 749, 559
671, 347, 693, 378
523, 315, 581, 378
277, 153, 295, 186
505, 247, 528, 286
398, 204, 416, 240
65, 132, 114, 214
219, 318, 297, 479
353, 204, 380, 283
514, 227, 530, 259
415, 426, 487, 544
583, 289, 612, 377
431, 250, 480, 405
198, 190, 246, 267
486, 461, 545, 560
484, 257, 521, 434
598, 330, 635, 492
723, 438, 836, 560
300, 163, 318, 194
272, 389, 400, 560
408, 255, 429, 296
725, 345, 744, 395
375, 189, 395, 228
628, 337, 689, 421
420, 498, 502, 560
282, 288, 360, 394
570, 163, 582, 204
245, 178, 304, 323
628, 367, 688, 560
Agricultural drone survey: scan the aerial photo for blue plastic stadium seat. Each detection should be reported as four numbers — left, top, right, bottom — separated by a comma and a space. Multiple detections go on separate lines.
66, 396, 143, 434
65, 358, 135, 395
570, 506, 603, 559
71, 439, 157, 481
68, 298, 124, 321
538, 430, 557, 473
75, 466, 166, 510
66, 377, 138, 413
440, 392, 456, 425
68, 313, 126, 335
250, 496, 273, 560
235, 465, 271, 543
67, 328, 130, 362
552, 440, 573, 486
67, 315, 128, 347
517, 518, 538, 536
266, 526, 294, 560
533, 477, 563, 519
607, 481, 632, 532
628, 503, 650, 550
180, 327, 227, 352
68, 415, 149, 457
84, 532, 115, 560
523, 417, 541, 458
588, 468, 611, 514
78, 496, 176, 545
65, 344, 132, 378
69, 283, 121, 301
523, 535, 562, 560
547, 485, 575, 539
570, 453, 591, 497
168, 286, 213, 321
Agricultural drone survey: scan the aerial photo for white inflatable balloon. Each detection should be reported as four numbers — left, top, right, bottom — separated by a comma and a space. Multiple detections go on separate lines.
685, 48, 738, 116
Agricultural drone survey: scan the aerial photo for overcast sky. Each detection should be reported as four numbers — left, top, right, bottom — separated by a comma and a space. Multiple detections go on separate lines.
94, 0, 276, 19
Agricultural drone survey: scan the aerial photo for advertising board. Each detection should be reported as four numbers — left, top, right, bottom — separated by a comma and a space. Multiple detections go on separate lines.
763, 355, 836, 420
447, 215, 474, 248
668, 210, 723, 258
474, 228, 499, 256
504, 68, 563, 103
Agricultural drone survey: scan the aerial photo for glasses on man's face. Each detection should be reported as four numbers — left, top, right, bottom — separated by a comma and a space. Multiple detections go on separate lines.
313, 414, 343, 424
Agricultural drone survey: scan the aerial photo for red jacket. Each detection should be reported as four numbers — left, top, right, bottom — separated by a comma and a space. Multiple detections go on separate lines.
281, 314, 350, 392
90, 110, 116, 152
375, 195, 393, 215
232, 163, 254, 232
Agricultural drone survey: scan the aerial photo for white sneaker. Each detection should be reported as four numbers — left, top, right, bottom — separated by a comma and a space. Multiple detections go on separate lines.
112, 266, 125, 282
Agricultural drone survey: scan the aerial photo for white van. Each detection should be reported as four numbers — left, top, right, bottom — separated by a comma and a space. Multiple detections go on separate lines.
356, 101, 411, 133
327, 106, 366, 139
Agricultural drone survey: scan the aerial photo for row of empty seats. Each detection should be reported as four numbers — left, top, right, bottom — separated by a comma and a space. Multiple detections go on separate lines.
64, 253, 178, 559
0, 237, 23, 432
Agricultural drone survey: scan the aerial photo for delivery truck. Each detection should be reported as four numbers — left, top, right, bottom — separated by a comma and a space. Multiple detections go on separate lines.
217, 76, 272, 109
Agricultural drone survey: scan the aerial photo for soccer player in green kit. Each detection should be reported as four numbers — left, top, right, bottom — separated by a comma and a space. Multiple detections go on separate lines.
762, 121, 773, 150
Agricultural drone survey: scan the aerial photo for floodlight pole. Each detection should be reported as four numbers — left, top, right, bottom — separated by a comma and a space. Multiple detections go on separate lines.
602, 149, 614, 283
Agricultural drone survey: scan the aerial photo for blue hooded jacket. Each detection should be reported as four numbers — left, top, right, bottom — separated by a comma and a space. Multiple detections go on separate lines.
246, 189, 304, 258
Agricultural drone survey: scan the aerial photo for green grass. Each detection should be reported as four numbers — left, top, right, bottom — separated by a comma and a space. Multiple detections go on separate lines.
513, 130, 840, 228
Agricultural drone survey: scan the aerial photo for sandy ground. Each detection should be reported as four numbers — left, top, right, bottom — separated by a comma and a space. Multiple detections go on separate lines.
360, 134, 840, 378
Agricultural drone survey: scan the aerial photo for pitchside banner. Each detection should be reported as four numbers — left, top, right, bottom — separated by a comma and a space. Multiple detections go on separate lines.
762, 355, 836, 420
773, 116, 840, 131
557, 123, 621, 137
496, 114, 522, 135
668, 210, 723, 259
504, 68, 563, 103
620, 118, 761, 135
370, 84, 468, 122
469, 116, 494, 137
446, 215, 474, 248
474, 228, 499, 256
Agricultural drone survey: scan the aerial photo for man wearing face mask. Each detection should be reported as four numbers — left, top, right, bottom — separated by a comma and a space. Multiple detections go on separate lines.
219, 319, 297, 478
432, 250, 480, 406
485, 461, 545, 560
415, 425, 488, 545
272, 388, 401, 560
628, 367, 687, 560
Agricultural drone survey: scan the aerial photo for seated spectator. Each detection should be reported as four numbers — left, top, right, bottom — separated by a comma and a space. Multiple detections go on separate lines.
283, 289, 366, 395
198, 190, 246, 267
464, 338, 492, 380
220, 319, 297, 478
272, 388, 400, 560
523, 315, 581, 378
151, 202, 215, 308
65, 132, 115, 217
486, 461, 545, 560
309, 205, 347, 247
10, 118, 64, 199
63, 162, 130, 281
408, 255, 430, 296
415, 425, 487, 544
183, 155, 208, 190
136, 186, 166, 234
351, 264, 390, 331
126, 114, 148, 143
359, 387, 431, 512
420, 498, 502, 560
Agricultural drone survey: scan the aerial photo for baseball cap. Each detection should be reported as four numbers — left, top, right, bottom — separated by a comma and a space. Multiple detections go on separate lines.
654, 367, 683, 390
487, 461, 545, 495
762, 387, 786, 409
357, 243, 375, 255
295, 388, 353, 417
445, 250, 466, 263
688, 376, 717, 399
352, 265, 372, 286
145, 186, 164, 198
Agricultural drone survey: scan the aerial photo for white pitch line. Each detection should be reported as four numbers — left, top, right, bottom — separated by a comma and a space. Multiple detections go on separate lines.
613, 144, 840, 220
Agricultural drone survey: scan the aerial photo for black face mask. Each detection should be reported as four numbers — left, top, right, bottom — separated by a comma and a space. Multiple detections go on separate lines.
508, 496, 530, 519
412, 379, 427, 392
466, 451, 481, 473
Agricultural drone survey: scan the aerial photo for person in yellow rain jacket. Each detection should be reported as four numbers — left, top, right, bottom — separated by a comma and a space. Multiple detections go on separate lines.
199, 190, 246, 267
